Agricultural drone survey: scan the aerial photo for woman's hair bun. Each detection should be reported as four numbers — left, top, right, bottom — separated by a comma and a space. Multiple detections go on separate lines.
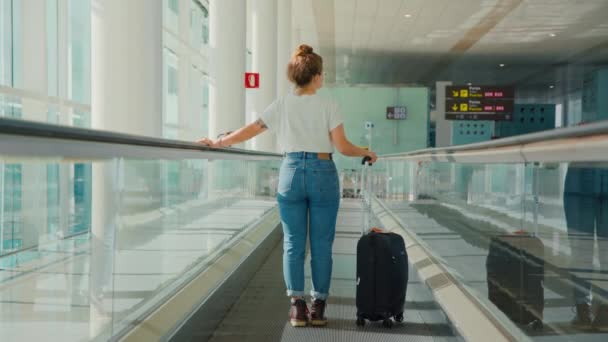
287, 43, 322, 86
295, 44, 313, 56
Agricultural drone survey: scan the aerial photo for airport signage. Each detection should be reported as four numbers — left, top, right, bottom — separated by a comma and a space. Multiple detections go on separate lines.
386, 106, 407, 120
245, 73, 260, 88
445, 85, 514, 121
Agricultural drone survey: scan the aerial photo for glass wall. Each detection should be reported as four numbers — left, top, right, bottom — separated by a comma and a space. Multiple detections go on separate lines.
163, 48, 180, 139
190, 0, 209, 50
375, 156, 608, 340
162, 0, 210, 141
0, 0, 92, 123
0, 0, 17, 118
0, 0, 212, 259
69, 0, 91, 106
0, 151, 280, 341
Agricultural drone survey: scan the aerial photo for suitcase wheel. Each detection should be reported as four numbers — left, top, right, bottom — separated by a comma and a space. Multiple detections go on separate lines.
394, 313, 404, 323
382, 319, 393, 328
529, 320, 543, 331
356, 317, 365, 327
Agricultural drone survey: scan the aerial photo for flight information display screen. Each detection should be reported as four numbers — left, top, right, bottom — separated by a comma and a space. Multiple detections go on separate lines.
445, 86, 514, 121
386, 106, 407, 120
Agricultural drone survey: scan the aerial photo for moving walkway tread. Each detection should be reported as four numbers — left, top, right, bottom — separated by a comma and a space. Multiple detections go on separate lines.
204, 200, 462, 342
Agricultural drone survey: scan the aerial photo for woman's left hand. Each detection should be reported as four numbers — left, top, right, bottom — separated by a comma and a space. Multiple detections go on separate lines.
196, 137, 221, 148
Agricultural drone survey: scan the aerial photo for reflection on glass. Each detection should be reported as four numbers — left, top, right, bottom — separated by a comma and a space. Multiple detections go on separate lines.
564, 164, 608, 329
377, 159, 608, 339
0, 156, 279, 341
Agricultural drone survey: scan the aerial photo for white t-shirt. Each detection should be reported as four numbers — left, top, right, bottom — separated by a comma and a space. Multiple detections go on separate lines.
260, 92, 344, 153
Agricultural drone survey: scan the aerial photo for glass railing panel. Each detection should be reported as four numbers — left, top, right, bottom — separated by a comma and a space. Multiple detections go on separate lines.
538, 162, 608, 331
0, 154, 280, 341
377, 157, 608, 340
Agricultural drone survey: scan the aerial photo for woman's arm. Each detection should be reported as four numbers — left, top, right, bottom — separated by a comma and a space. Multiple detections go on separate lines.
197, 119, 268, 148
330, 124, 377, 163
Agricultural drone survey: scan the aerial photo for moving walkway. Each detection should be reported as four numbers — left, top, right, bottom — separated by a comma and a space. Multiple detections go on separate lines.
2, 118, 608, 341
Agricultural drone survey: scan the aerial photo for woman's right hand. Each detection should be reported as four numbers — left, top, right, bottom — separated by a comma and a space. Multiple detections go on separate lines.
196, 137, 221, 148
365, 151, 378, 164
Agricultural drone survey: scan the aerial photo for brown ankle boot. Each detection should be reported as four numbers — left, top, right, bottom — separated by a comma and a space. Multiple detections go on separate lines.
310, 299, 328, 326
289, 298, 309, 327
592, 305, 608, 332
571, 303, 592, 329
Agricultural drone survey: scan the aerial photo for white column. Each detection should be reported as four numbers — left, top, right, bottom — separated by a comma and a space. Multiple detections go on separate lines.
89, 160, 120, 339
209, 0, 246, 142
90, 1, 162, 337
276, 0, 292, 97
435, 81, 452, 147
208, 0, 247, 199
21, 0, 47, 120
249, 0, 277, 152
20, 0, 48, 248
56, 0, 72, 239
91, 0, 163, 136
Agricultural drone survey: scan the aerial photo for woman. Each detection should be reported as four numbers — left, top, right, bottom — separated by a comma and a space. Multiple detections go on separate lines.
198, 44, 377, 327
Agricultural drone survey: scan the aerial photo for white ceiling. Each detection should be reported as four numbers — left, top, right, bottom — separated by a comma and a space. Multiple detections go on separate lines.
292, 0, 608, 91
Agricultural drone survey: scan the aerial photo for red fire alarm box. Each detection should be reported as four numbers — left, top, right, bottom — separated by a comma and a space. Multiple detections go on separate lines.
245, 73, 260, 88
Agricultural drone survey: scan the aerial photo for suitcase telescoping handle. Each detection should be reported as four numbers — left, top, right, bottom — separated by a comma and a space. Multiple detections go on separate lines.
361, 156, 373, 235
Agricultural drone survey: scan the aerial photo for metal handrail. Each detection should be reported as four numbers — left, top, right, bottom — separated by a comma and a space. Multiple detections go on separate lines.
379, 120, 608, 163
0, 117, 282, 160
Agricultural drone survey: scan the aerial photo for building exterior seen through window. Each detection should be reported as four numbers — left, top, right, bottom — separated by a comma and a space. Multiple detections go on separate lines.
0, 0, 211, 256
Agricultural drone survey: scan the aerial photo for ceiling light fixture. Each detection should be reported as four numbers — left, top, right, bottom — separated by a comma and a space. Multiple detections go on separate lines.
499, 63, 505, 67
549, 85, 555, 89
549, 33, 556, 37
404, 14, 412, 18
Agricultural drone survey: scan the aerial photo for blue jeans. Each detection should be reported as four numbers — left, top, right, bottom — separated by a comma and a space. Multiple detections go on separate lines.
277, 153, 340, 300
564, 166, 608, 305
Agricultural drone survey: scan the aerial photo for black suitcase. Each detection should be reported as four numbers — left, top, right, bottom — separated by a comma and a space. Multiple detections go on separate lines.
355, 157, 408, 328
356, 231, 408, 327
486, 233, 544, 329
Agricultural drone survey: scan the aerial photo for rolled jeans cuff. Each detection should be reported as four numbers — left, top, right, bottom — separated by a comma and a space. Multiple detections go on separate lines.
574, 294, 592, 305
286, 290, 305, 298
311, 291, 328, 301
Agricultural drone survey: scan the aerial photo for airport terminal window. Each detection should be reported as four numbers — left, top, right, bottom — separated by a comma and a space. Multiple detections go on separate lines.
47, 0, 58, 97
190, 65, 209, 136
163, 0, 209, 139
202, 73, 209, 135
0, 1, 93, 259
72, 163, 91, 235
0, 1, 14, 88
190, 1, 209, 49
202, 7, 209, 45
163, 48, 179, 139
1, 164, 22, 254
69, 0, 91, 106
164, 0, 179, 32
0, 0, 16, 118
169, 0, 179, 14
1, 0, 91, 117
